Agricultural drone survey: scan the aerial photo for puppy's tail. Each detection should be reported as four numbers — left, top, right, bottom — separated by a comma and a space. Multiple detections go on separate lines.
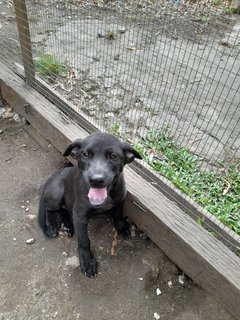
38, 190, 47, 233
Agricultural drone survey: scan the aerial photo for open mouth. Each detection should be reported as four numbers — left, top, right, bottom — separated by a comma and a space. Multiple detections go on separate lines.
87, 187, 108, 206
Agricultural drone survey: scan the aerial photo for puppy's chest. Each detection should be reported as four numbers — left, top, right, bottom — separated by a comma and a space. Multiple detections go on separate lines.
90, 197, 114, 213
86, 203, 114, 219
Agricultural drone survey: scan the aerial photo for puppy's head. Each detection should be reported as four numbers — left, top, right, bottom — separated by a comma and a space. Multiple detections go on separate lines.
64, 133, 142, 205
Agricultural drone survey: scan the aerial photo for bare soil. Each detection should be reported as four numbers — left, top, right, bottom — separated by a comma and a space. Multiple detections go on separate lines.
0, 112, 235, 320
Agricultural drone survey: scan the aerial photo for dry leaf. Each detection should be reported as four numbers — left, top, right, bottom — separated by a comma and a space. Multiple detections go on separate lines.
223, 181, 231, 195
111, 229, 118, 256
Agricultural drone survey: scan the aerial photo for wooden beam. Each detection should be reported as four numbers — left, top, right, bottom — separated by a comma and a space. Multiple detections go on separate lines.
123, 171, 240, 320
13, 0, 35, 85
0, 62, 240, 319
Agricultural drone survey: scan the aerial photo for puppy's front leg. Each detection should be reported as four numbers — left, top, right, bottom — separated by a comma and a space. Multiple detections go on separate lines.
73, 211, 97, 278
112, 202, 130, 239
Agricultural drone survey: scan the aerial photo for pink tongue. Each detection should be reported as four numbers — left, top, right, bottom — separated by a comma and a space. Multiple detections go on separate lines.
88, 188, 107, 205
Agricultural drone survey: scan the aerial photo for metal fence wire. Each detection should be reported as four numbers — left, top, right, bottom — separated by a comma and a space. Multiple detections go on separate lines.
1, 0, 240, 253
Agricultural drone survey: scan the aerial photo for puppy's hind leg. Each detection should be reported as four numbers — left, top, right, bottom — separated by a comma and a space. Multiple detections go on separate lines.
46, 208, 67, 237
112, 202, 130, 239
39, 179, 65, 238
59, 208, 74, 237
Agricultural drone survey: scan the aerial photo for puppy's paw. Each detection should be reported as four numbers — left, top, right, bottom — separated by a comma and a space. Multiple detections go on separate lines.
67, 227, 74, 238
44, 225, 58, 238
60, 223, 74, 237
79, 250, 97, 278
115, 220, 131, 239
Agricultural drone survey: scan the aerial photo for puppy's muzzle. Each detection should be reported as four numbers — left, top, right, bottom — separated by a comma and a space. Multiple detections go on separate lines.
89, 173, 105, 188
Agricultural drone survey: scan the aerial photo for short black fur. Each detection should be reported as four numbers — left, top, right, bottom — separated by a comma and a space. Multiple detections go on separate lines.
38, 132, 142, 277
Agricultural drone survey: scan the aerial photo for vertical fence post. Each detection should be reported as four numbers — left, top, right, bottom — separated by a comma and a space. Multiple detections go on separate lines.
13, 0, 35, 85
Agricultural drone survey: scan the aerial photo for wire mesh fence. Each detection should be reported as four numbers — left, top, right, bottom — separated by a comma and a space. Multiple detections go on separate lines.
1, 0, 240, 253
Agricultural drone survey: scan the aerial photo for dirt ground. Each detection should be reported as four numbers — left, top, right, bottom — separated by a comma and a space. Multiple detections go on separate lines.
0, 109, 235, 320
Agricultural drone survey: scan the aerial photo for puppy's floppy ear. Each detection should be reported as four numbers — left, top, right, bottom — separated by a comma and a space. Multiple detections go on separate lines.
64, 139, 82, 159
121, 143, 142, 164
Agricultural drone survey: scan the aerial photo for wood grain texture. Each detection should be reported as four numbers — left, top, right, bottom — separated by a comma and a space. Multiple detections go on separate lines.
123, 168, 240, 319
0, 63, 240, 319
13, 0, 35, 84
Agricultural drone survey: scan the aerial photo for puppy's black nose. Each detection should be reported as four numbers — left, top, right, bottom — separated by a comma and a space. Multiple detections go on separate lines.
89, 174, 105, 187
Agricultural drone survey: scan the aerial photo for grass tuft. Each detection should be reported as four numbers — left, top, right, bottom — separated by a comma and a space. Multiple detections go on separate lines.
34, 54, 64, 78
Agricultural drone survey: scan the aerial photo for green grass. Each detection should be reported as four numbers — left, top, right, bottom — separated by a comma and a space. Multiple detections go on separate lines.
34, 54, 64, 78
224, 6, 236, 15
105, 31, 117, 40
210, 0, 236, 14
130, 128, 240, 235
212, 0, 223, 6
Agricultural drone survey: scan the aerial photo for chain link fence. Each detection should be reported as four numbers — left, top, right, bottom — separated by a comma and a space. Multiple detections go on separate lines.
1, 0, 240, 253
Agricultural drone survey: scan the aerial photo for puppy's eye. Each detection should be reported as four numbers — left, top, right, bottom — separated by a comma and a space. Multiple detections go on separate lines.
81, 151, 90, 159
109, 153, 118, 160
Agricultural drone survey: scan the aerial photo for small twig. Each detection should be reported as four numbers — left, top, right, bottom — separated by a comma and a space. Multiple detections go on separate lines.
5, 156, 14, 162
188, 137, 202, 147
164, 27, 178, 40
222, 180, 231, 196
111, 229, 118, 256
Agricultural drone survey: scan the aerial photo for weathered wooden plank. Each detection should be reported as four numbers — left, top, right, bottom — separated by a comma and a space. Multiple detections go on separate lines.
124, 169, 240, 320
13, 0, 35, 84
0, 62, 88, 153
0, 62, 240, 319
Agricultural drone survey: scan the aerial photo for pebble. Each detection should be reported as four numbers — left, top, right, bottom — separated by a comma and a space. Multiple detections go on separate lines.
114, 54, 120, 60
26, 238, 35, 244
178, 273, 185, 285
167, 280, 173, 288
154, 312, 160, 319
27, 214, 36, 220
156, 288, 162, 295
13, 113, 22, 123
118, 27, 126, 34
66, 256, 80, 267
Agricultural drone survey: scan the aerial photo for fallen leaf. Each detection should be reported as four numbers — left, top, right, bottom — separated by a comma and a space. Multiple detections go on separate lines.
223, 181, 231, 195
126, 46, 137, 51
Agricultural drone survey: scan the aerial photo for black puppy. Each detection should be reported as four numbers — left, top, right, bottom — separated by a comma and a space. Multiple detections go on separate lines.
38, 132, 142, 277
